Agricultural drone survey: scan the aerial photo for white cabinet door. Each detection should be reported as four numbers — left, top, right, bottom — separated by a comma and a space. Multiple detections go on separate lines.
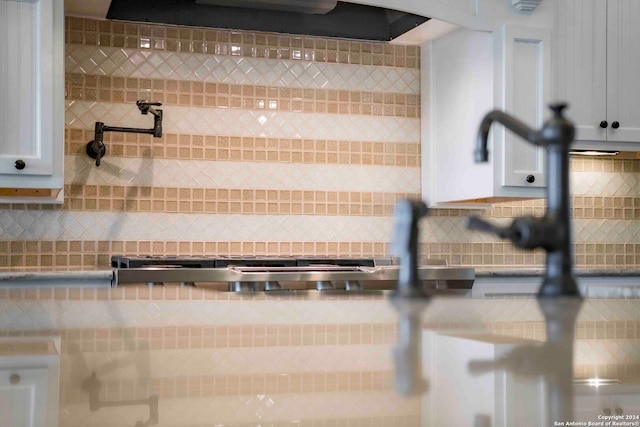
422, 331, 546, 427
606, 0, 640, 143
498, 25, 548, 190
422, 25, 549, 206
0, 337, 60, 427
0, 0, 64, 202
0, 0, 53, 176
555, 0, 607, 143
0, 367, 49, 427
556, 0, 640, 149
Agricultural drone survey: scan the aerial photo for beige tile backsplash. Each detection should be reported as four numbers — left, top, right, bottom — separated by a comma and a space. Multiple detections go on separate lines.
1, 17, 639, 270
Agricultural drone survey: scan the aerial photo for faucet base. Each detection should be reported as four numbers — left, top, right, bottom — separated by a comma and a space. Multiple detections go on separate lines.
537, 275, 580, 298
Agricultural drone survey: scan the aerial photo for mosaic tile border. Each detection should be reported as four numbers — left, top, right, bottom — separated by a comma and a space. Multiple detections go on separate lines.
6, 318, 638, 344
65, 129, 422, 166
6, 195, 639, 222
66, 74, 420, 118
66, 17, 420, 69
427, 242, 640, 269
487, 320, 640, 341
52, 185, 640, 219
56, 323, 396, 352
571, 157, 640, 173
0, 285, 390, 301
2, 240, 640, 270
574, 364, 640, 381
488, 197, 640, 220
63, 416, 421, 427
0, 240, 390, 269
60, 370, 397, 402
62, 185, 417, 216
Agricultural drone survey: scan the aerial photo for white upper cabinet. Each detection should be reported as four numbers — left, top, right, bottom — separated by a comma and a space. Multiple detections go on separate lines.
0, 0, 64, 203
422, 24, 550, 206
555, 0, 640, 150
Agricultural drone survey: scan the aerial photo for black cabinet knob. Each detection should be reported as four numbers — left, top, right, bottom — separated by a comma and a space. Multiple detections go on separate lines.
526, 175, 535, 183
14, 159, 26, 170
599, 121, 608, 128
612, 121, 620, 129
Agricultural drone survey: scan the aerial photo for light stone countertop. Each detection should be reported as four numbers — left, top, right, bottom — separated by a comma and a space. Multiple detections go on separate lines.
475, 268, 640, 278
0, 268, 640, 288
0, 290, 638, 425
1, 268, 639, 287
0, 269, 114, 286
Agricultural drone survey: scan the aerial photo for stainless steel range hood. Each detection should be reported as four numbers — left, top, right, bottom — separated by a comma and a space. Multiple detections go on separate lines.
194, 0, 338, 15
105, 0, 430, 41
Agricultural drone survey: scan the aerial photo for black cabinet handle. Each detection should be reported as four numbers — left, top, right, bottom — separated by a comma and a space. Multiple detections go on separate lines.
599, 121, 608, 128
526, 174, 535, 183
612, 121, 620, 129
14, 160, 25, 170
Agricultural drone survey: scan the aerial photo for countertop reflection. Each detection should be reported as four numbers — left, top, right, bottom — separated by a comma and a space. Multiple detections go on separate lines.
1, 286, 639, 427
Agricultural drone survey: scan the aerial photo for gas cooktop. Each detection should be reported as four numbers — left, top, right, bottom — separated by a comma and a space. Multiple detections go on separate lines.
111, 255, 387, 269
110, 255, 474, 293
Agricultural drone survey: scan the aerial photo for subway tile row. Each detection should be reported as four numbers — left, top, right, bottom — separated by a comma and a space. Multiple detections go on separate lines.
66, 73, 420, 118
66, 44, 420, 94
66, 101, 421, 143
61, 370, 396, 403
66, 17, 420, 69
65, 129, 421, 166
2, 240, 640, 270
489, 320, 640, 340
60, 184, 640, 219
574, 364, 640, 380
62, 185, 417, 216
57, 324, 396, 353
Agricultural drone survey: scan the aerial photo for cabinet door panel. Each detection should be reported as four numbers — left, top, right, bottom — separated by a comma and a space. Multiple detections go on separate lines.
0, 0, 54, 176
555, 0, 607, 142
500, 26, 548, 189
606, 0, 640, 142
0, 367, 48, 427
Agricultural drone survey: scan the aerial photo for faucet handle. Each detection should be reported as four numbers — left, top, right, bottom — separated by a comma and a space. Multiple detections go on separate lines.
391, 199, 429, 299
86, 122, 107, 167
136, 100, 163, 115
86, 139, 106, 167
466, 216, 513, 239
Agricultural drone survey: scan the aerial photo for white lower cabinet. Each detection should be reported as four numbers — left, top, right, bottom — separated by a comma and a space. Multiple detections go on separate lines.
422, 25, 550, 206
0, 367, 51, 427
575, 393, 640, 422
0, 338, 60, 427
0, 0, 64, 203
422, 331, 546, 427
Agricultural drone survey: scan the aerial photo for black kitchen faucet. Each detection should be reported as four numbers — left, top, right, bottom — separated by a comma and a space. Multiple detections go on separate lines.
466, 103, 580, 298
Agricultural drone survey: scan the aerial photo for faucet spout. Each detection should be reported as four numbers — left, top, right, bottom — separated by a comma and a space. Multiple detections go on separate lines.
476, 110, 542, 162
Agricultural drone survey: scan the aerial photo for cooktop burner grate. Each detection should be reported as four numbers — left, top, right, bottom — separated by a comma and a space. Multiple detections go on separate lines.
111, 255, 379, 269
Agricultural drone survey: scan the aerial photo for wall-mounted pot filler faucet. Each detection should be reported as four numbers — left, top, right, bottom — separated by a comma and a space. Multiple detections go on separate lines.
86, 100, 163, 166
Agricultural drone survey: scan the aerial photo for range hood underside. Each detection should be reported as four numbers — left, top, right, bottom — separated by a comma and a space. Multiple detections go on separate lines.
106, 0, 430, 41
